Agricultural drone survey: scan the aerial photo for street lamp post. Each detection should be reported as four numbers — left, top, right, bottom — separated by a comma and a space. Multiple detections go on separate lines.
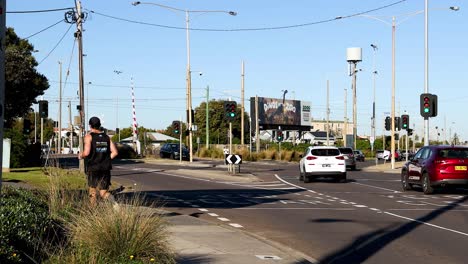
370, 44, 378, 156
355, 6, 459, 169
132, 1, 236, 162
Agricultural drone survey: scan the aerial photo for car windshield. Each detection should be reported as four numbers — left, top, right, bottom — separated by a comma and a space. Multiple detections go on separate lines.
311, 148, 340, 156
339, 148, 353, 154
438, 149, 468, 158
170, 145, 179, 150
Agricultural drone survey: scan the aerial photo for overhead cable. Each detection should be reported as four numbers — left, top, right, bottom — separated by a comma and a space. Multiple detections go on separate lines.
87, 0, 406, 32
38, 23, 74, 65
24, 19, 65, 39
7, 7, 74, 14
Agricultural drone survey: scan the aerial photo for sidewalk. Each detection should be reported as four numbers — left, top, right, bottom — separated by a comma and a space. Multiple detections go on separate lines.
360, 160, 406, 174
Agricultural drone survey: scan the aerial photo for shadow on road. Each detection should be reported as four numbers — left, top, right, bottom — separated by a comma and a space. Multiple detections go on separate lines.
318, 195, 468, 264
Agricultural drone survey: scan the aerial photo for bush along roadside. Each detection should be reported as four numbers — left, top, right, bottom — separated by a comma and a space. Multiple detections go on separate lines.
0, 187, 54, 263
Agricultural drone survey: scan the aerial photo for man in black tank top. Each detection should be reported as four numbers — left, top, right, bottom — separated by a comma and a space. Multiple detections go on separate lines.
78, 117, 118, 205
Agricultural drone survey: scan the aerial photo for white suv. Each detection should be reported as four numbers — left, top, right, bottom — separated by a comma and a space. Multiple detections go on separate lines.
299, 146, 347, 183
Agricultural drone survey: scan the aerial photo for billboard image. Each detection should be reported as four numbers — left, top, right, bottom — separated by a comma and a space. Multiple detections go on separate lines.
251, 97, 311, 127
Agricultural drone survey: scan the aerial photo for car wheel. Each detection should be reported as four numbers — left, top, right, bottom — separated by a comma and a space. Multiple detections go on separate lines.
299, 166, 304, 181
303, 174, 310, 183
422, 172, 434, 194
340, 172, 347, 183
170, 153, 175, 160
401, 170, 412, 191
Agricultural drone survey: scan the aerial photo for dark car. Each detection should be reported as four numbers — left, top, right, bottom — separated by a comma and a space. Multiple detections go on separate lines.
159, 143, 190, 160
401, 145, 468, 194
353, 150, 365, 162
338, 147, 356, 170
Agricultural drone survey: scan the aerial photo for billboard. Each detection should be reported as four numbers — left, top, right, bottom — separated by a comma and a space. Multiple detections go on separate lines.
251, 97, 311, 127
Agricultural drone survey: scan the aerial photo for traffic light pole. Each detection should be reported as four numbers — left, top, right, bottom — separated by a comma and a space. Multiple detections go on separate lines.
179, 118, 182, 163
41, 118, 44, 145
229, 121, 233, 173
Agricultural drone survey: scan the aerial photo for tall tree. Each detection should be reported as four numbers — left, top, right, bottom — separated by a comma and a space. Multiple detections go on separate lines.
5, 27, 49, 127
193, 99, 250, 146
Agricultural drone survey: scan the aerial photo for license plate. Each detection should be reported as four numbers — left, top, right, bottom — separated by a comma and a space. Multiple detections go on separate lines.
455, 166, 467, 171
322, 164, 331, 167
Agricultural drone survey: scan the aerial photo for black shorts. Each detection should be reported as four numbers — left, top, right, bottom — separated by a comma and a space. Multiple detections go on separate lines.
86, 170, 111, 190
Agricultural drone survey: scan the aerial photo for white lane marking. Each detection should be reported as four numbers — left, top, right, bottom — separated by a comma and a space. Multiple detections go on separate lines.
386, 208, 468, 212
208, 213, 219, 217
354, 205, 368, 208
198, 208, 208, 212
384, 212, 468, 237
256, 255, 282, 260
218, 217, 230, 222
229, 223, 243, 228
369, 208, 380, 211
352, 182, 401, 193
237, 207, 355, 210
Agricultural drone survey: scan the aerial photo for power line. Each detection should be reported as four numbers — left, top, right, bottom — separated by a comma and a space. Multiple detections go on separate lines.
87, 0, 406, 32
24, 19, 65, 39
7, 7, 74, 14
38, 23, 74, 65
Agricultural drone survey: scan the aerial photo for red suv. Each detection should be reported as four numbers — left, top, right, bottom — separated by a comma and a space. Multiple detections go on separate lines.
401, 145, 468, 194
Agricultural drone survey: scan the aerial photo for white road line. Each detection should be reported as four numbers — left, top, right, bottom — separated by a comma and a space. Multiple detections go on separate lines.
218, 217, 230, 222
354, 205, 368, 208
352, 182, 401, 193
384, 212, 468, 237
229, 223, 243, 228
198, 208, 208, 212
386, 208, 468, 212
208, 213, 219, 217
237, 207, 355, 210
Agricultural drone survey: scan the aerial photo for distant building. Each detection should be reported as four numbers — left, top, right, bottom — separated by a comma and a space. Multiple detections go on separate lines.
311, 119, 353, 140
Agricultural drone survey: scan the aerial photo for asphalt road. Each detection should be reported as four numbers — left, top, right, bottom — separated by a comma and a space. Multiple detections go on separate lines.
106, 159, 468, 264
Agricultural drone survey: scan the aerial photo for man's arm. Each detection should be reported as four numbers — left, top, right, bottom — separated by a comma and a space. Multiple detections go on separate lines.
110, 140, 118, 159
78, 134, 92, 159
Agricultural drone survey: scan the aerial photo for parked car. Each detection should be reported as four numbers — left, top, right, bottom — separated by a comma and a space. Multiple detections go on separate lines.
354, 150, 365, 162
401, 145, 468, 194
377, 150, 391, 161
159, 143, 190, 160
338, 147, 356, 170
299, 146, 346, 183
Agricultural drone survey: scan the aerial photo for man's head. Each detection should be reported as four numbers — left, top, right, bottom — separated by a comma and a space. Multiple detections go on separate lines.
89, 117, 101, 129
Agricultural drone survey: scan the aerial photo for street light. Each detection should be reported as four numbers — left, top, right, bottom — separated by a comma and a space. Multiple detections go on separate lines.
353, 6, 459, 169
370, 44, 378, 156
132, 1, 236, 162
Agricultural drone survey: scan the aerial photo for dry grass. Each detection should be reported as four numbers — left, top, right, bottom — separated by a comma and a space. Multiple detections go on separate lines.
58, 196, 175, 263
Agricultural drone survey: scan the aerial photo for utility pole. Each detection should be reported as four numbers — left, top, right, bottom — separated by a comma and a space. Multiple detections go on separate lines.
205, 85, 209, 149
241, 61, 245, 146
69, 101, 73, 153
326, 80, 330, 146
344, 87, 347, 147
255, 96, 260, 153
75, 0, 85, 172
0, 0, 6, 192
58, 61, 62, 154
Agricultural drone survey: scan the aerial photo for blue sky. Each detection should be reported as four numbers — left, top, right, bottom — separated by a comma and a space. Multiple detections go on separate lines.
7, 0, 466, 142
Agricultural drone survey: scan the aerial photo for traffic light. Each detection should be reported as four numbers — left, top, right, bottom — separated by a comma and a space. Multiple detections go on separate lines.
420, 93, 438, 118
223, 101, 237, 121
395, 116, 401, 131
401, 114, 409, 130
39, 100, 48, 118
276, 129, 284, 142
23, 119, 31, 134
385, 116, 391, 131
172, 121, 181, 134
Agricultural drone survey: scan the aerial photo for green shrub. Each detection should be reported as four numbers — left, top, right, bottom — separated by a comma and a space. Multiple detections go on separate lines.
0, 187, 51, 263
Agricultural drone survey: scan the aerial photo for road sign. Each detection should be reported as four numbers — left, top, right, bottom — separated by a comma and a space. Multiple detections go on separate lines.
225, 154, 242, 165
